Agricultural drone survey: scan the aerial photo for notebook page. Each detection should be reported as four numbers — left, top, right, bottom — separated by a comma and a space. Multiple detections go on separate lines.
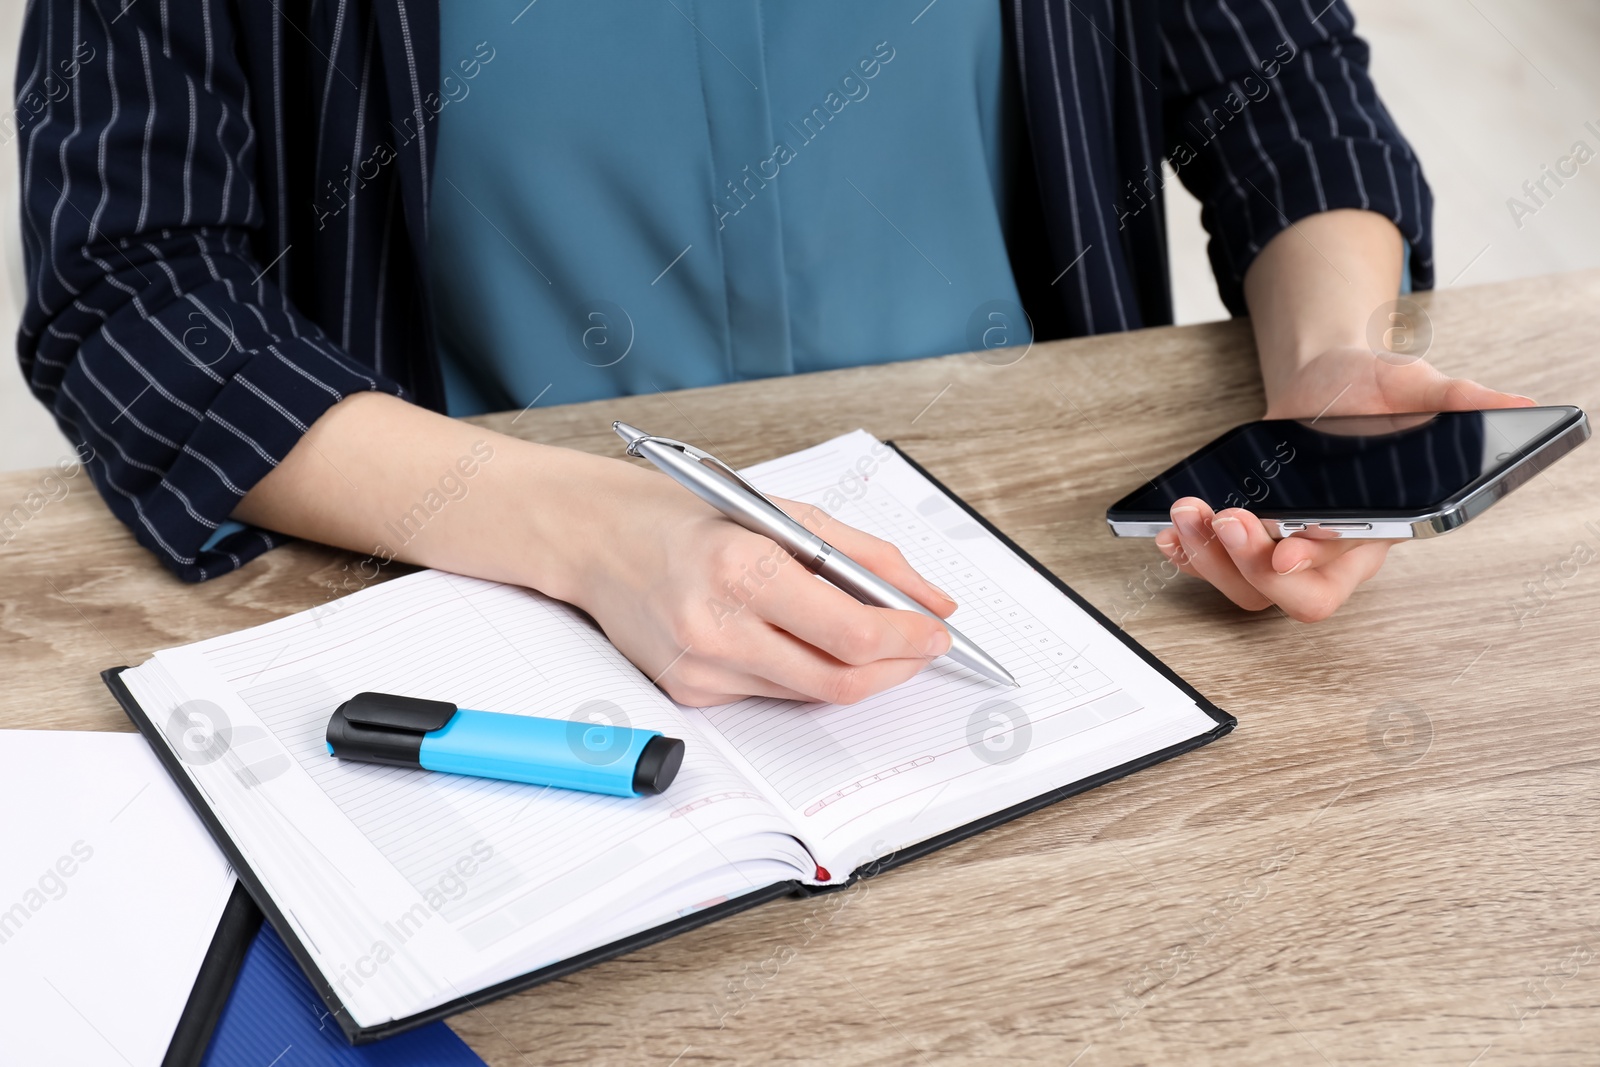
122, 571, 814, 1026
690, 431, 1222, 876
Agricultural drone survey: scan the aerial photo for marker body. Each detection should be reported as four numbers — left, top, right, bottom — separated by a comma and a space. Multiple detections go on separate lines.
421, 710, 655, 797
324, 693, 686, 797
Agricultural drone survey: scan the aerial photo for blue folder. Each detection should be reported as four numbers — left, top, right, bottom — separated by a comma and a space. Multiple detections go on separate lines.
200, 922, 485, 1066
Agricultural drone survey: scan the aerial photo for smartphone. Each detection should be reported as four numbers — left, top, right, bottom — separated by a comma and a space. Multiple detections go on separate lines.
1106, 406, 1589, 539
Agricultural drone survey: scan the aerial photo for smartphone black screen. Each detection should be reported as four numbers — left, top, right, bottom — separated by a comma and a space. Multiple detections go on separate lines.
1110, 408, 1579, 518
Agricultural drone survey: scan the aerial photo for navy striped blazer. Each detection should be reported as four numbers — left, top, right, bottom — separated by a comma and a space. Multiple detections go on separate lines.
15, 0, 1431, 581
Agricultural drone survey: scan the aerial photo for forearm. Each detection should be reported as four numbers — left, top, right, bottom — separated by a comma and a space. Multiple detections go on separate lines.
231, 392, 957, 707
1242, 208, 1405, 410
231, 392, 644, 605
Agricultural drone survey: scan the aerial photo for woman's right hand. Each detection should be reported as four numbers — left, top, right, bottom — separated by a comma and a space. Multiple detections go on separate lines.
236, 393, 956, 707
541, 454, 957, 707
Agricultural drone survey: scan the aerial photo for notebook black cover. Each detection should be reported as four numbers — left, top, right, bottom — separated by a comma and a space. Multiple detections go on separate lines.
103, 446, 1233, 1046
160, 882, 262, 1067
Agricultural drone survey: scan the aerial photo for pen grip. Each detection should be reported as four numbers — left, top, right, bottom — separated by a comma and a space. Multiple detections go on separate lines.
815, 549, 936, 619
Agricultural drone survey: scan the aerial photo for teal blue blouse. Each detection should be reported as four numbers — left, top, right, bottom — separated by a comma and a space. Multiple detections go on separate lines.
430, 1, 1025, 415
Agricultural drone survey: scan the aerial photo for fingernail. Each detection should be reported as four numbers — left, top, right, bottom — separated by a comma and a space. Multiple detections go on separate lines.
930, 583, 958, 606
1511, 394, 1537, 405
922, 628, 952, 657
1275, 558, 1311, 575
1172, 505, 1203, 536
1213, 516, 1247, 550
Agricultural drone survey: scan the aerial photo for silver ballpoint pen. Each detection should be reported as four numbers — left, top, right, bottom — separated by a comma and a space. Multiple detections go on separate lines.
613, 421, 1019, 688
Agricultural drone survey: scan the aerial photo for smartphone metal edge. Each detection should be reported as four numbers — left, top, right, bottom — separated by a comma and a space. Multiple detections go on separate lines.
1106, 407, 1590, 540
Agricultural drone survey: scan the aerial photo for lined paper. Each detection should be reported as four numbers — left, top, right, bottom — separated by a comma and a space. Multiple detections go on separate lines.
126, 573, 814, 1024
690, 432, 1219, 871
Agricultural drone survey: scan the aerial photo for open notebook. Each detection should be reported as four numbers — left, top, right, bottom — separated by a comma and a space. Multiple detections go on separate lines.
106, 431, 1232, 1042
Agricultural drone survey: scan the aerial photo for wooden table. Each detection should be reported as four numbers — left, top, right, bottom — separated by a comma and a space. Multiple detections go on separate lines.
4, 272, 1598, 1066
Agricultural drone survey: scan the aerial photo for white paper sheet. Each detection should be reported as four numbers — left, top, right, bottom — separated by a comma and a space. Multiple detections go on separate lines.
0, 730, 236, 1067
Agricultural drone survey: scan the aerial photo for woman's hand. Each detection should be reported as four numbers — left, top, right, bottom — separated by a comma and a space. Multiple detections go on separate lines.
1257, 345, 1534, 423
1154, 347, 1536, 622
545, 457, 957, 707
236, 393, 954, 707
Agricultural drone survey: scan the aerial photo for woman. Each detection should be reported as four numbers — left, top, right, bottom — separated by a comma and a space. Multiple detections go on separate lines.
16, 0, 1528, 706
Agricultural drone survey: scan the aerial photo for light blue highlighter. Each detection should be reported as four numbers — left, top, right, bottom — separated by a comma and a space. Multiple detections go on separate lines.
325, 692, 685, 798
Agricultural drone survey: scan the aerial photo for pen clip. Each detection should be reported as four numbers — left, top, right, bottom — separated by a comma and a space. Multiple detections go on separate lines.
624, 434, 793, 520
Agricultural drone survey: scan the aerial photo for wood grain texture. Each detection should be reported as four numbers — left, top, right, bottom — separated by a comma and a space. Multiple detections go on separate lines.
3, 272, 1598, 1065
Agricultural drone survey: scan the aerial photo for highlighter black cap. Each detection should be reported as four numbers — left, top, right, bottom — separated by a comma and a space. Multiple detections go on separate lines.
633, 734, 686, 795
326, 692, 456, 769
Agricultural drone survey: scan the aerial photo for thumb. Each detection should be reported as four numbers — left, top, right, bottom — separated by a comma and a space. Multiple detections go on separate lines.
1436, 378, 1538, 411
1380, 359, 1538, 412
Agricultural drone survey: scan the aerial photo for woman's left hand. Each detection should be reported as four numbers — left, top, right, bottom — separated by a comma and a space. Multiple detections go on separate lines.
1155, 346, 1537, 622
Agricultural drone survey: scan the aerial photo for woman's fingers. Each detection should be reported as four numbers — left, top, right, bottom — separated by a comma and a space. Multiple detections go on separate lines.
1168, 499, 1272, 610
754, 561, 951, 666
1209, 507, 1394, 622
1268, 532, 1361, 575
661, 670, 813, 708
1161, 518, 1366, 578
776, 497, 959, 617
1154, 529, 1200, 578
1438, 378, 1538, 411
1375, 357, 1538, 413
756, 632, 932, 706
1140, 350, 1531, 625
653, 526, 950, 706
1162, 500, 1396, 621
669, 623, 933, 707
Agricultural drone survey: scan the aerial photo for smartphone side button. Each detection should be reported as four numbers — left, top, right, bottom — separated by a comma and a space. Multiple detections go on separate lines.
1313, 522, 1373, 532
1279, 521, 1306, 532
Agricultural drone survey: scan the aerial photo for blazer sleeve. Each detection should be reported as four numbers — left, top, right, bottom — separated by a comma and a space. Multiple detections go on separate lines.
1158, 0, 1433, 314
14, 0, 405, 582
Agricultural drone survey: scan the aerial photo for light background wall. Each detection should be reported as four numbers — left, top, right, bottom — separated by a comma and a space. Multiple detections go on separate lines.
2, 0, 1597, 471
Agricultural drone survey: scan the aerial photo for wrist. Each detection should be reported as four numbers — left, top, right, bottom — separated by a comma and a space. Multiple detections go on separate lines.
506, 444, 655, 607
1258, 344, 1362, 420
1243, 209, 1404, 414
